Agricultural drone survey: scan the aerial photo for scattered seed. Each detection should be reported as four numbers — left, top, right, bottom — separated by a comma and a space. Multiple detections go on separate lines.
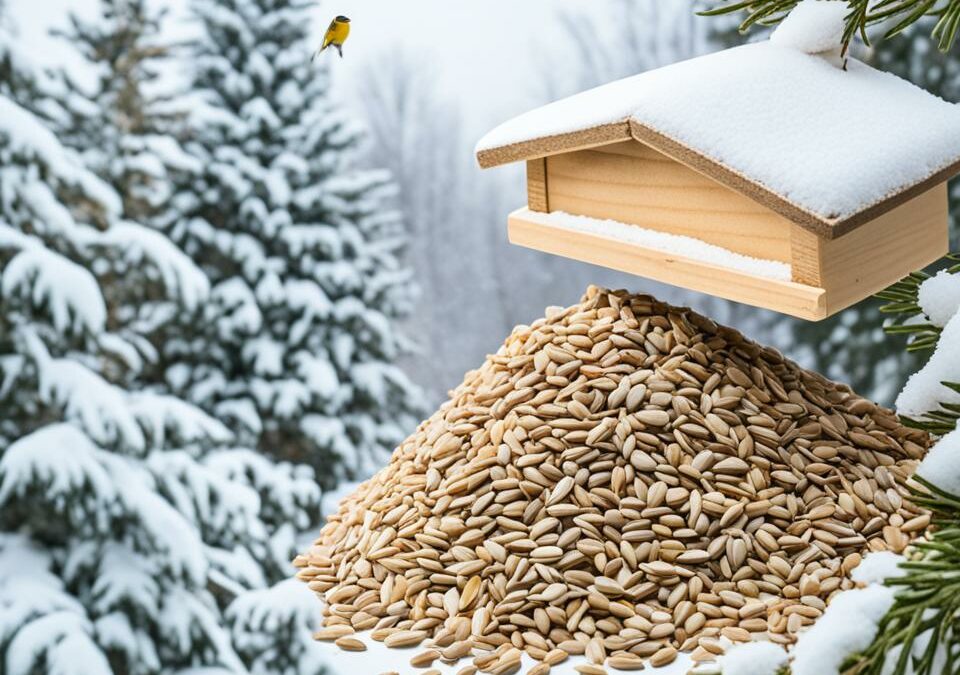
313, 625, 354, 641
384, 630, 428, 648
334, 637, 366, 651
411, 649, 440, 667
607, 654, 646, 670
575, 666, 607, 675
650, 646, 678, 667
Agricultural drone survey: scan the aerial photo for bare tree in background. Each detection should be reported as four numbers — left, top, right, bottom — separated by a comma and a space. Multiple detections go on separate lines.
351, 4, 774, 403
354, 51, 516, 401
539, 0, 713, 99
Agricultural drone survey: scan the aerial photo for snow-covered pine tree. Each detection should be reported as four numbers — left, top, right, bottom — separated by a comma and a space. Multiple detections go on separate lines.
0, 4, 324, 673
46, 0, 209, 391
163, 0, 424, 490
30, 0, 332, 674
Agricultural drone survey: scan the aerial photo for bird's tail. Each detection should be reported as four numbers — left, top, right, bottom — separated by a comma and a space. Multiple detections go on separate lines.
312, 44, 327, 61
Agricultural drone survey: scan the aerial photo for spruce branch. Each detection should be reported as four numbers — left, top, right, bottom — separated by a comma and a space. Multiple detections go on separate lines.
842, 477, 960, 675
876, 254, 960, 435
699, 0, 960, 51
839, 257, 960, 673
877, 254, 959, 348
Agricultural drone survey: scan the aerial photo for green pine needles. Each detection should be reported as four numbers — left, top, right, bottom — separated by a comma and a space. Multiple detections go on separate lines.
842, 476, 960, 674
878, 253, 960, 436
838, 254, 960, 673
700, 0, 960, 52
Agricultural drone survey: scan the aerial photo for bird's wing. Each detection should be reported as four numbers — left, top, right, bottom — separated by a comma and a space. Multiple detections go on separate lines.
322, 19, 337, 47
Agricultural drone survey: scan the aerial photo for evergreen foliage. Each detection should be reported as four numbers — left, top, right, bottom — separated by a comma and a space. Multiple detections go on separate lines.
702, 0, 960, 52
0, 2, 326, 672
160, 0, 425, 488
842, 259, 960, 673
877, 256, 960, 432
844, 476, 960, 675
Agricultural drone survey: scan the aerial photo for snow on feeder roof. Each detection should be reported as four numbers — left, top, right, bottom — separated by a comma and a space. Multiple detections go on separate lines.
475, 2, 960, 321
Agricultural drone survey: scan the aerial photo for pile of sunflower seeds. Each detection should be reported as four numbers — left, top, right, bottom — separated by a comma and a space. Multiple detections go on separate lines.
295, 287, 928, 674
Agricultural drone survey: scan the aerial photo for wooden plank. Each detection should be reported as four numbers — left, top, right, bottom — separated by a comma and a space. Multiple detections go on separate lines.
526, 158, 549, 212
476, 122, 632, 169
628, 120, 837, 239
812, 183, 949, 316
545, 141, 794, 263
507, 207, 828, 321
628, 120, 960, 240
789, 225, 824, 287
478, 117, 960, 240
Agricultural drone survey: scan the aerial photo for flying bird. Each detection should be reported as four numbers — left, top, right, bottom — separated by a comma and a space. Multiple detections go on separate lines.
314, 15, 351, 59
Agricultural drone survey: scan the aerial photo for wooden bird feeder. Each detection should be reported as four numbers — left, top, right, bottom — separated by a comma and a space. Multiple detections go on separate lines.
475, 38, 960, 321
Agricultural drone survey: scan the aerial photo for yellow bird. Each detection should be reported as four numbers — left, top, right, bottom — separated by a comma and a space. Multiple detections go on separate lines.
314, 15, 351, 59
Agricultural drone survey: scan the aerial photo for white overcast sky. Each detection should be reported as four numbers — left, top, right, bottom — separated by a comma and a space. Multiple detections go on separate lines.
8, 0, 588, 136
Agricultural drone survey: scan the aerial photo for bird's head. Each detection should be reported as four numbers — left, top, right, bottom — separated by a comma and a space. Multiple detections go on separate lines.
336, 15, 350, 23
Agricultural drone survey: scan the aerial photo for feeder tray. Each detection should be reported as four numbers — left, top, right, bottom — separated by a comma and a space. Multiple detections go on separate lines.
475, 41, 960, 321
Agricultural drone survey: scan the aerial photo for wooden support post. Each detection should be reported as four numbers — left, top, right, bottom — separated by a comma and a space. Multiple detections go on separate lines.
526, 158, 549, 213
789, 225, 825, 288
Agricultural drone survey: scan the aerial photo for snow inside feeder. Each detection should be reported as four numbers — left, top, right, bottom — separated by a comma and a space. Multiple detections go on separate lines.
475, 2, 960, 321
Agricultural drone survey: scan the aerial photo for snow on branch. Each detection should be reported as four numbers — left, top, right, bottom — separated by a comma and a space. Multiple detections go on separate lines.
1, 241, 107, 335
206, 545, 267, 595
918, 269, 960, 328
212, 277, 263, 336
159, 587, 245, 673
285, 280, 333, 343
147, 450, 264, 546
0, 533, 85, 646
86, 543, 161, 618
94, 222, 210, 311
17, 180, 86, 239
293, 352, 339, 399
0, 425, 208, 585
227, 578, 315, 633
22, 337, 229, 451
769, 0, 847, 56
916, 427, 960, 495
6, 611, 111, 675
101, 453, 208, 583
0, 97, 120, 217
351, 361, 416, 406
26, 336, 146, 451
0, 424, 117, 508
226, 578, 326, 675
128, 393, 232, 447
896, 276, 960, 419
204, 448, 319, 531
138, 135, 204, 175
791, 584, 897, 675
97, 333, 146, 373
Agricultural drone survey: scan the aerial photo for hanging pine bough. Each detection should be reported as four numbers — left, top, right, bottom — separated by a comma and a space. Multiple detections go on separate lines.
842, 476, 960, 675
700, 0, 960, 52
839, 254, 960, 674
877, 254, 960, 353
878, 254, 960, 435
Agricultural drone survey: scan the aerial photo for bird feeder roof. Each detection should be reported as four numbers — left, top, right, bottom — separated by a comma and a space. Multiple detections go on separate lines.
475, 41, 960, 239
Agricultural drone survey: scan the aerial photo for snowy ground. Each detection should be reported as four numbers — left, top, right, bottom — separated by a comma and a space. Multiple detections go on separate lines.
316, 633, 696, 674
